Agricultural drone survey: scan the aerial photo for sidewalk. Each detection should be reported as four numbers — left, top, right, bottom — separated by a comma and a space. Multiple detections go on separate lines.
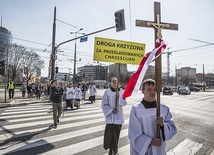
0, 90, 50, 108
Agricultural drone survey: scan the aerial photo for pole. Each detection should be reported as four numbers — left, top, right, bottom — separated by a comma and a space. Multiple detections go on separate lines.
73, 33, 77, 84
51, 6, 56, 81
203, 64, 205, 91
175, 66, 177, 87
49, 6, 56, 101
115, 63, 120, 111
167, 47, 170, 85
4, 44, 9, 103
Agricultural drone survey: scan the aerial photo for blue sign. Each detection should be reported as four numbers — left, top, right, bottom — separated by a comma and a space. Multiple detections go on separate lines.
80, 36, 88, 42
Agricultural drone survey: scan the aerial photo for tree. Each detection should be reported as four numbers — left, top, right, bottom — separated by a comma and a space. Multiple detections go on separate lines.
4, 44, 44, 84
22, 49, 44, 84
8, 44, 27, 81
179, 75, 196, 87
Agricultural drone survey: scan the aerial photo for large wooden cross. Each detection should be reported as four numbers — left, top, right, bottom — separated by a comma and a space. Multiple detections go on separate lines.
136, 2, 178, 138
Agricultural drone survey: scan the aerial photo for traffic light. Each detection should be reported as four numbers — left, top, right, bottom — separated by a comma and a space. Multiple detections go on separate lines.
55, 67, 59, 74
114, 9, 125, 32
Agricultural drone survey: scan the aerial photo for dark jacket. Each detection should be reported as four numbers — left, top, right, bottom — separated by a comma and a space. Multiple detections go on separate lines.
81, 84, 88, 92
51, 86, 63, 103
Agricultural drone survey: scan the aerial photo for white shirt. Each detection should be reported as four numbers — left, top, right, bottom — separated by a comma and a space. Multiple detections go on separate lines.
89, 85, 97, 96
66, 87, 74, 99
101, 88, 127, 124
74, 87, 82, 99
128, 103, 177, 155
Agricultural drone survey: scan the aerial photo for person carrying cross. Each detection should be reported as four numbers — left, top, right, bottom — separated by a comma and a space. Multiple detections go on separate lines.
128, 78, 177, 155
101, 77, 127, 155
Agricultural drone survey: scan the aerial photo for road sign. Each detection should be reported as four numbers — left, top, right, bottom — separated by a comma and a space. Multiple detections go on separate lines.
93, 37, 145, 65
80, 36, 88, 42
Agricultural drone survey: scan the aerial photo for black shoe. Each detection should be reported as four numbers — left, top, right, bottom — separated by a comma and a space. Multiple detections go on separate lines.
113, 149, 119, 155
108, 149, 113, 155
53, 124, 57, 129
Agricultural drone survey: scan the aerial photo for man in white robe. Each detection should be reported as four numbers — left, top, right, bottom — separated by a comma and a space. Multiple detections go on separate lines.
65, 83, 74, 109
128, 79, 177, 155
102, 77, 127, 155
89, 82, 97, 103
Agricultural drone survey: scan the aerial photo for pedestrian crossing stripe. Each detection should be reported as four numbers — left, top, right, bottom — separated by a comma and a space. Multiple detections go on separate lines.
0, 122, 128, 154
0, 108, 103, 123
0, 118, 104, 141
0, 101, 213, 154
103, 139, 204, 155
167, 138, 203, 155
39, 129, 128, 155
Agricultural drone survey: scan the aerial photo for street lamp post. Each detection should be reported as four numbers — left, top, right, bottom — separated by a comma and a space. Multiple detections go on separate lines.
70, 28, 85, 84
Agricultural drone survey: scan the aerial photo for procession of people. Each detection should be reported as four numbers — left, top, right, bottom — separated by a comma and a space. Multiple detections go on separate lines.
5, 77, 177, 155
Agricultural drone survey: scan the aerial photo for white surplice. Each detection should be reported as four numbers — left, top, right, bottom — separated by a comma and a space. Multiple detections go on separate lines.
128, 103, 177, 155
65, 87, 74, 100
102, 88, 127, 124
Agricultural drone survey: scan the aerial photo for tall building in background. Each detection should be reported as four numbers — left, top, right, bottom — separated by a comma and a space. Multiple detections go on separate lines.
0, 26, 13, 61
109, 63, 127, 75
77, 65, 108, 82
176, 67, 196, 78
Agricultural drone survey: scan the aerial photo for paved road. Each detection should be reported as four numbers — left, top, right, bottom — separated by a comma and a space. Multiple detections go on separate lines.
0, 90, 214, 155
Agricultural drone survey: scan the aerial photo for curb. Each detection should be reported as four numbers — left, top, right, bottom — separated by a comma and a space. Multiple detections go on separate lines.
0, 103, 11, 108
0, 97, 50, 108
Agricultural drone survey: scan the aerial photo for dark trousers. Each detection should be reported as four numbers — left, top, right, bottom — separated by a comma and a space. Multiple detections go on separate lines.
103, 124, 122, 150
89, 95, 95, 103
36, 92, 41, 99
9, 89, 14, 99
52, 102, 62, 125
22, 91, 25, 97
66, 99, 73, 109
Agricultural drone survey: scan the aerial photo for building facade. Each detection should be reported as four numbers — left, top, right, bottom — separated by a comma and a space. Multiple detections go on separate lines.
109, 63, 127, 76
77, 65, 108, 82
176, 67, 196, 78
0, 26, 13, 44
0, 26, 13, 61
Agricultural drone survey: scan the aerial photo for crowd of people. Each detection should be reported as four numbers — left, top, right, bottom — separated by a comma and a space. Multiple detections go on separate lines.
19, 82, 49, 99
49, 80, 97, 128
48, 78, 177, 155
16, 81, 98, 103
7, 77, 177, 155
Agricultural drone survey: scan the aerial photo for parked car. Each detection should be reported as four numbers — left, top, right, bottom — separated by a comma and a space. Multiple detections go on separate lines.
162, 86, 173, 95
177, 87, 191, 95
189, 87, 200, 92
172, 87, 178, 93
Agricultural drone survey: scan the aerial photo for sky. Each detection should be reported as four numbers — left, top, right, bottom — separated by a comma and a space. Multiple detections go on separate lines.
0, 0, 214, 77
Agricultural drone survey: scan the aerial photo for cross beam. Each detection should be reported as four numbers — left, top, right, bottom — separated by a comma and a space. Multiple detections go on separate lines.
135, 2, 178, 138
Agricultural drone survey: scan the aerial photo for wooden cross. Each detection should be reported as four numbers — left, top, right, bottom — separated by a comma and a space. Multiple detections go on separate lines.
135, 2, 178, 138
